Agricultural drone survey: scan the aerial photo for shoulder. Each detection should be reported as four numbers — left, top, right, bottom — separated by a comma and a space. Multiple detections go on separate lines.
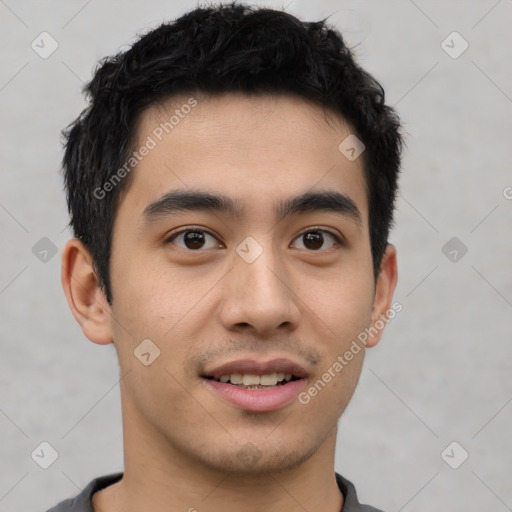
43, 472, 124, 512
336, 472, 388, 512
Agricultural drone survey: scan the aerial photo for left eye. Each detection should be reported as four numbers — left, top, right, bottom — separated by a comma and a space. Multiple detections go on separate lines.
167, 229, 221, 250
291, 230, 340, 251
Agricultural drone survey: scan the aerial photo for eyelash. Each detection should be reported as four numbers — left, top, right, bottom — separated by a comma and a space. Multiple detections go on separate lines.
164, 226, 343, 252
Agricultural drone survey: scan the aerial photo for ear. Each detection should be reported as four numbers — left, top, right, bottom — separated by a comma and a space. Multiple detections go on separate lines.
61, 238, 114, 345
365, 244, 398, 348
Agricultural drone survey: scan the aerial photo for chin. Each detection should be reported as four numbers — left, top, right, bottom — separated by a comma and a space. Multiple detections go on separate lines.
195, 442, 318, 476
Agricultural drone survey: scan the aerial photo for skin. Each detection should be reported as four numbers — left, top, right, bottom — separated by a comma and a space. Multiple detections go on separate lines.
62, 92, 397, 512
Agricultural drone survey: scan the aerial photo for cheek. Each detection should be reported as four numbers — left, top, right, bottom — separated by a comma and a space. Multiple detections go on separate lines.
291, 265, 374, 341
108, 264, 207, 417
112, 250, 208, 320
295, 340, 365, 439
109, 256, 223, 366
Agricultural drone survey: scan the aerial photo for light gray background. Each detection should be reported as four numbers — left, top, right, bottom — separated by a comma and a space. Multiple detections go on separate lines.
1, 1, 511, 511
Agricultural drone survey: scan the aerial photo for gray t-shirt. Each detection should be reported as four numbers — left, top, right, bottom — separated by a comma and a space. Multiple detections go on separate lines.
44, 471, 385, 512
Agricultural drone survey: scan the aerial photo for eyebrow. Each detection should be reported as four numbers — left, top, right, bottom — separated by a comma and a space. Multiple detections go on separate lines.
140, 188, 362, 227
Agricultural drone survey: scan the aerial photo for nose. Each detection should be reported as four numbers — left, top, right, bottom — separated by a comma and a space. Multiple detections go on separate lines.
219, 243, 301, 336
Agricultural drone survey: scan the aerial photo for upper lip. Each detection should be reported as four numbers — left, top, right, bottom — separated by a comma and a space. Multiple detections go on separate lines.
202, 358, 309, 380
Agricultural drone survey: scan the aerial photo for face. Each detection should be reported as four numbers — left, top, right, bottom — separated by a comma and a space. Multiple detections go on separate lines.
93, 93, 394, 475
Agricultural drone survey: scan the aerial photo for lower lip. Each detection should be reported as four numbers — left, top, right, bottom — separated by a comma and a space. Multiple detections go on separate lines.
203, 378, 307, 412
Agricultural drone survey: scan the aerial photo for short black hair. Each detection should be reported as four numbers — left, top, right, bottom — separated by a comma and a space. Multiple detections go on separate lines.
62, 2, 403, 304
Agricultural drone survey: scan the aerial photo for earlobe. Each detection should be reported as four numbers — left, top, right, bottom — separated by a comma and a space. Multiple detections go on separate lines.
365, 244, 398, 348
61, 238, 114, 345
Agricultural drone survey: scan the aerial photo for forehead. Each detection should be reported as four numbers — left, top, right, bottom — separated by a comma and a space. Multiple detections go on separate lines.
120, 92, 368, 223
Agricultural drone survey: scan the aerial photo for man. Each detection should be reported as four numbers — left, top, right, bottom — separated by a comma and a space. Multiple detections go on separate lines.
48, 2, 402, 511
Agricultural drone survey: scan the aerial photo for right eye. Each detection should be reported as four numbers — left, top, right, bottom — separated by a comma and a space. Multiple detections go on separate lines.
165, 228, 223, 251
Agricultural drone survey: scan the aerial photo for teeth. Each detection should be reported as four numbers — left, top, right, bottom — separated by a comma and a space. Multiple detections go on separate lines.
242, 374, 261, 386
260, 373, 278, 385
229, 374, 243, 385
217, 372, 295, 386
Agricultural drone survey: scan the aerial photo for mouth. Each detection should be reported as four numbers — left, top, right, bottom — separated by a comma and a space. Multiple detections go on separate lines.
203, 371, 301, 389
201, 358, 309, 412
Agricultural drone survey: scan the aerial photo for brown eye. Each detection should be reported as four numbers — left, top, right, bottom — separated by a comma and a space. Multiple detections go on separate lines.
167, 229, 220, 250
183, 230, 206, 249
292, 230, 339, 251
303, 231, 323, 250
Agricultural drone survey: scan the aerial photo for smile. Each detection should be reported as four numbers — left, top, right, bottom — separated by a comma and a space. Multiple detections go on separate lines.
201, 358, 309, 412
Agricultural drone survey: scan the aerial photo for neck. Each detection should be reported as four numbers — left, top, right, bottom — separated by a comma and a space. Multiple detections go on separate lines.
93, 389, 344, 512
